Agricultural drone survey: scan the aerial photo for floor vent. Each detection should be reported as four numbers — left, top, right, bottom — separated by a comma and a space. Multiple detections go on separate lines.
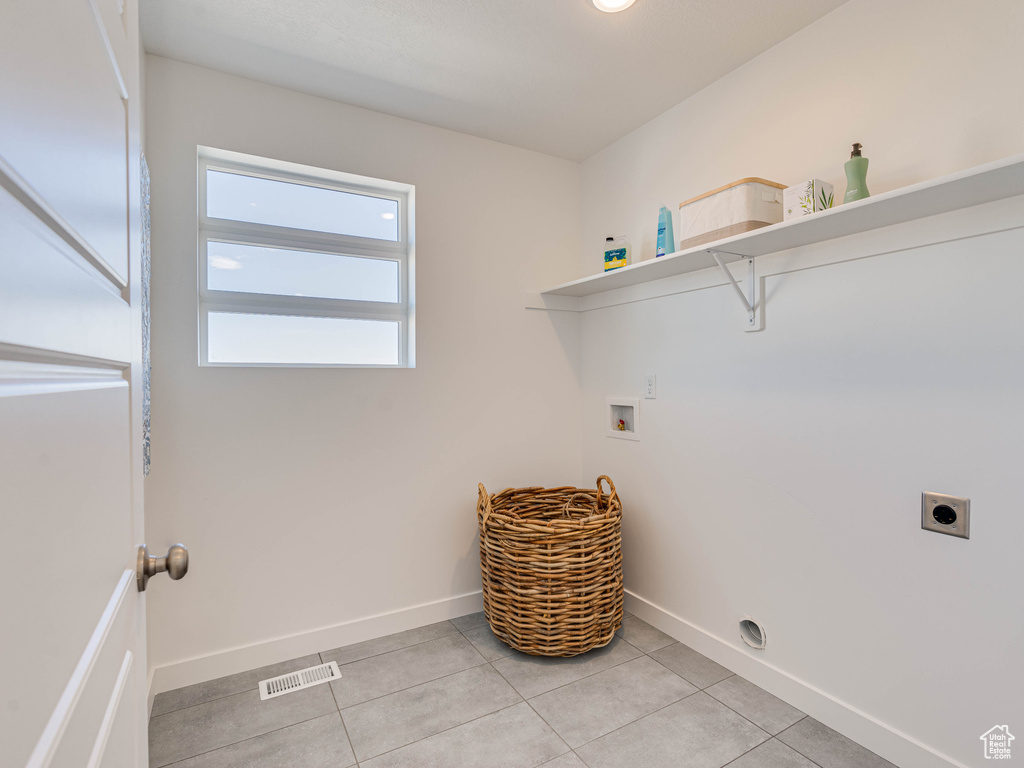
259, 661, 341, 701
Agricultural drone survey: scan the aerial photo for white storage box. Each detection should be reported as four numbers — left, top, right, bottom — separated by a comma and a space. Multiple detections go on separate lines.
678, 178, 785, 250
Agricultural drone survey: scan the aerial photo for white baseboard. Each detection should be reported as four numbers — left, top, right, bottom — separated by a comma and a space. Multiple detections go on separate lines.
624, 590, 965, 768
149, 590, 484, 699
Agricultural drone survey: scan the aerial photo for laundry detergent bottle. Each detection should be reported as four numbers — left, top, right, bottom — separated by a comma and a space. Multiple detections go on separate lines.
603, 236, 631, 271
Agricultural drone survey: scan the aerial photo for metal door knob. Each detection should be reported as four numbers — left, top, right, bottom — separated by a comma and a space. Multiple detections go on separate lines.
137, 543, 189, 592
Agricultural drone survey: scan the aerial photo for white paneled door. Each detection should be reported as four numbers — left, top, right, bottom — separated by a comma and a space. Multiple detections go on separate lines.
1, 1, 150, 767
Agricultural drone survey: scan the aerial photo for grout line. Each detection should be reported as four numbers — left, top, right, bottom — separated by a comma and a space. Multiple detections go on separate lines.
775, 720, 831, 768
153, 626, 464, 720
520, 692, 571, 758
644, 650, 715, 691
333, 655, 493, 716
615, 615, 677, 655
452, 619, 514, 660
536, 636, 765, 756
323, 652, 361, 768
493, 637, 646, 701
640, 645, 825, 767
451, 615, 488, 637
773, 714, 811, 738
149, 657, 325, 719
354, 699, 527, 763
637, 634, 832, 767
567, 687, 701, 753
718, 736, 776, 768
149, 685, 259, 723
536, 752, 576, 768
335, 658, 492, 712
652, 642, 736, 691
644, 645, 813, 751
154, 712, 336, 768
569, 636, 704, 752
704, 688, 805, 742
699, 695, 773, 753
523, 631, 698, 754
639, 637, 821, 753
770, 732, 828, 768
318, 624, 462, 674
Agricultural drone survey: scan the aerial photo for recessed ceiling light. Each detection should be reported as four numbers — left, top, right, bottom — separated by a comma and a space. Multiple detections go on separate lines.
381, 212, 396, 220
587, 0, 637, 12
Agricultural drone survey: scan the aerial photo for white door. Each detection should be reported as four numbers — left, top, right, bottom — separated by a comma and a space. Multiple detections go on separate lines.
1, 1, 152, 766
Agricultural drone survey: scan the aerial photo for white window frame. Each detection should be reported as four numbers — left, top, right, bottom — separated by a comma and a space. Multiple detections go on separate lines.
197, 147, 415, 368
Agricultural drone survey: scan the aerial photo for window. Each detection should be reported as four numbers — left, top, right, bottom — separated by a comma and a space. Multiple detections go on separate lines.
198, 148, 414, 367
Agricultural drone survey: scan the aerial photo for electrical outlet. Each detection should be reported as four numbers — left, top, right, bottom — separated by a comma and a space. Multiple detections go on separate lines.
644, 374, 656, 399
922, 492, 970, 539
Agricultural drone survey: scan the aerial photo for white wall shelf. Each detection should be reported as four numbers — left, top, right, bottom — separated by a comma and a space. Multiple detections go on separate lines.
530, 152, 1024, 310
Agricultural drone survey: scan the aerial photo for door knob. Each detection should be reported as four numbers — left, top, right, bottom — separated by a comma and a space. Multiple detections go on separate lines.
137, 543, 189, 592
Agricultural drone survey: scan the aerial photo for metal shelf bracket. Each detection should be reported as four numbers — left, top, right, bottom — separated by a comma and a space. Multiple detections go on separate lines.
708, 249, 762, 332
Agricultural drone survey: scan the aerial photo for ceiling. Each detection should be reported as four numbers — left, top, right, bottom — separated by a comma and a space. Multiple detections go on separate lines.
140, 0, 848, 161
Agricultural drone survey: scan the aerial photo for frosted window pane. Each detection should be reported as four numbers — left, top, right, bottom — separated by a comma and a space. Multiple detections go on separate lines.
208, 312, 399, 365
206, 170, 399, 241
208, 242, 399, 303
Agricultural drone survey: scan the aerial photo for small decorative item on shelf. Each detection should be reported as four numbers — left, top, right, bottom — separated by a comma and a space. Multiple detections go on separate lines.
603, 235, 631, 271
617, 418, 626, 431
783, 179, 834, 220
844, 143, 870, 203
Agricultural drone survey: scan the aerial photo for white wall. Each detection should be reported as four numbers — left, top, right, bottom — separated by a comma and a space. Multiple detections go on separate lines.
579, 1, 1024, 766
144, 56, 583, 683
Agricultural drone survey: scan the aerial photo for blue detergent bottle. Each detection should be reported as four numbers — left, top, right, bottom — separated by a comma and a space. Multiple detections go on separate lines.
656, 206, 675, 257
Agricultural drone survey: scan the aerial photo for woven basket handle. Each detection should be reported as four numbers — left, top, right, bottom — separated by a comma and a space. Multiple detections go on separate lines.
477, 483, 492, 527
595, 475, 617, 515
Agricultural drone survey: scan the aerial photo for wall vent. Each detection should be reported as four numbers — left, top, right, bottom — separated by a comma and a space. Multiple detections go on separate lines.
259, 661, 341, 701
739, 618, 767, 650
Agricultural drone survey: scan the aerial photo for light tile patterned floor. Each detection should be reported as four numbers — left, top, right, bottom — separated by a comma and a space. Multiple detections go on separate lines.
149, 613, 896, 768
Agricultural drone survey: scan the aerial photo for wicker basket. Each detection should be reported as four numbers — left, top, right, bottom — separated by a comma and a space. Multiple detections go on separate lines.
476, 476, 623, 657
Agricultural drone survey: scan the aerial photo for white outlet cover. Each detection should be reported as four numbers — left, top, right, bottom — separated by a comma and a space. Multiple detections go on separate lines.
644, 374, 656, 399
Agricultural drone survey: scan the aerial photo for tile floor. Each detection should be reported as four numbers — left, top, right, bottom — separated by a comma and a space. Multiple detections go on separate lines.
149, 613, 896, 768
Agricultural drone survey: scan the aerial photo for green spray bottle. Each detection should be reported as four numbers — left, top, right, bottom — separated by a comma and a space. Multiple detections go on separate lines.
843, 143, 870, 204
